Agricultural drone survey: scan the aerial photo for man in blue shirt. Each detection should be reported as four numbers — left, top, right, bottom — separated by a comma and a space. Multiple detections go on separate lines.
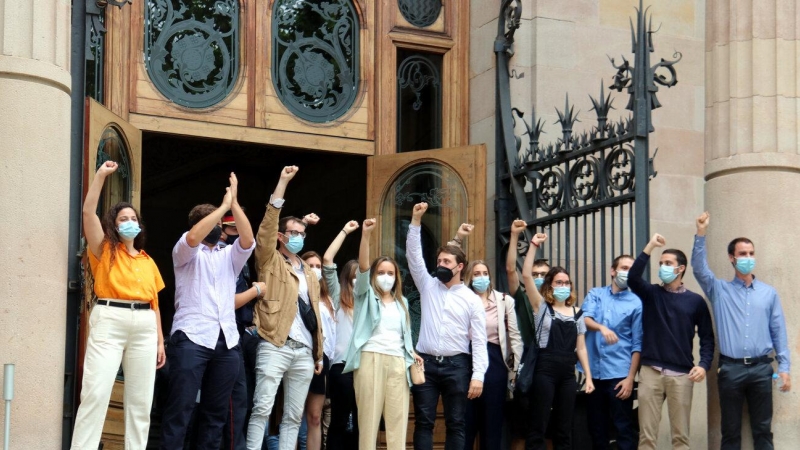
580, 254, 642, 450
692, 212, 791, 450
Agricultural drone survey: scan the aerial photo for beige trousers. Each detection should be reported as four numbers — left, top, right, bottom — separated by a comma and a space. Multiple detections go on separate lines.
637, 365, 694, 450
354, 351, 410, 450
71, 305, 158, 450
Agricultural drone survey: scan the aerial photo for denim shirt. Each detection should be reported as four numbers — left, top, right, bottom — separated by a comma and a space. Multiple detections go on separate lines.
578, 285, 643, 380
342, 268, 416, 386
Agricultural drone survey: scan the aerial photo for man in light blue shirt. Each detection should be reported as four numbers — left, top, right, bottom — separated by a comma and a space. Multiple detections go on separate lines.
580, 254, 642, 450
692, 212, 791, 450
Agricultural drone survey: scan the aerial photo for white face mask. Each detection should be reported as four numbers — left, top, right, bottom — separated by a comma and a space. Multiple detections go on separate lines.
311, 267, 322, 280
376, 274, 395, 293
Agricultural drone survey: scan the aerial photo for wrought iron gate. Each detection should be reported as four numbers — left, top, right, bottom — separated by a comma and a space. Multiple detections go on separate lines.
495, 0, 681, 298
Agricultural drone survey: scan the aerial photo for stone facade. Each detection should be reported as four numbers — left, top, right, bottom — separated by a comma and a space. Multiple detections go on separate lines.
0, 0, 73, 448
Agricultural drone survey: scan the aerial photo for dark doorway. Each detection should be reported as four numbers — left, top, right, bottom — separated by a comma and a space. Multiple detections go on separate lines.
138, 132, 367, 447
140, 132, 367, 336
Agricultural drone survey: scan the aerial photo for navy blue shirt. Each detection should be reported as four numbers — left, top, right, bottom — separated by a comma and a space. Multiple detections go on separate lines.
628, 252, 715, 373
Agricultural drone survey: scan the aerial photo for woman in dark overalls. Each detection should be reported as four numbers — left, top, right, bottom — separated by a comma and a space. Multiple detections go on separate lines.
521, 233, 594, 450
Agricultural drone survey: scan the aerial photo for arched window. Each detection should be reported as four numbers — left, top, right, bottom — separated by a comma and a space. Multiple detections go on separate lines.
145, 0, 240, 108
272, 0, 360, 123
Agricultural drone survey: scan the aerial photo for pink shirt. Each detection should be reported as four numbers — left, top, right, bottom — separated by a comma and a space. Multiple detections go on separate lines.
484, 293, 500, 346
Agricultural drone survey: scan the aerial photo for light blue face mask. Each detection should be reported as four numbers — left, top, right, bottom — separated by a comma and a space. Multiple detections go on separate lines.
534, 277, 545, 289
117, 220, 141, 241
552, 286, 571, 302
285, 235, 304, 254
471, 276, 491, 293
659, 265, 679, 284
734, 257, 756, 275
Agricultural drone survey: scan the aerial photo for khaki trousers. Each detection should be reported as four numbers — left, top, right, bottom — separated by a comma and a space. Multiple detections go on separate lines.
637, 365, 694, 450
71, 305, 157, 450
354, 351, 410, 450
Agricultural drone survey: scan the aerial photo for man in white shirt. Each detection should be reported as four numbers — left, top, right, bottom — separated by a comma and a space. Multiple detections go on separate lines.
160, 173, 255, 450
406, 202, 488, 450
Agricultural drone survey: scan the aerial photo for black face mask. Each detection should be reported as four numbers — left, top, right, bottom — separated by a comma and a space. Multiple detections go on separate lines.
435, 266, 455, 283
204, 225, 223, 245
224, 234, 238, 246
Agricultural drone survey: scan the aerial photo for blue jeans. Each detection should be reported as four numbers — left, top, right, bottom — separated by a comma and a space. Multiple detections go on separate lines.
412, 353, 472, 450
160, 330, 241, 450
263, 415, 304, 450
586, 378, 637, 450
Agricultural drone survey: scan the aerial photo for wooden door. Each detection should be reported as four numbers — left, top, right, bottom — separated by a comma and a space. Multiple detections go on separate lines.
78, 98, 143, 450
366, 145, 486, 449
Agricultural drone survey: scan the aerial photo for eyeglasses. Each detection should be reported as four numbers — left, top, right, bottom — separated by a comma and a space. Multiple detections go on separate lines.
552, 280, 571, 287
282, 230, 307, 238
532, 272, 548, 278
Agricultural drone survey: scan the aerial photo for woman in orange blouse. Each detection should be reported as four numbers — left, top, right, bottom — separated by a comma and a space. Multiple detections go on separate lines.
71, 161, 166, 450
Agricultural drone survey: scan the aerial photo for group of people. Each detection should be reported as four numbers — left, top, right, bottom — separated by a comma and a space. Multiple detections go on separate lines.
70, 162, 791, 450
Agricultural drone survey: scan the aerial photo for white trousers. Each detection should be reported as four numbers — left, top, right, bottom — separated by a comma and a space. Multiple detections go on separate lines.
246, 340, 314, 450
70, 304, 157, 450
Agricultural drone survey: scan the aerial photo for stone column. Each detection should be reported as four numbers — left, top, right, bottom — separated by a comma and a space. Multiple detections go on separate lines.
705, 0, 800, 448
0, 0, 72, 447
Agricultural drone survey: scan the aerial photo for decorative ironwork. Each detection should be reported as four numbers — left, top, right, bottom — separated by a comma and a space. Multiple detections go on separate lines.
145, 0, 240, 108
398, 0, 442, 28
272, 0, 360, 123
397, 52, 442, 152
85, 8, 105, 102
495, 0, 680, 297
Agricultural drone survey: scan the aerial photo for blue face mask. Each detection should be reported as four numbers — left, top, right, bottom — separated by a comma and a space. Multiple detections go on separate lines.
534, 277, 545, 289
734, 257, 755, 275
659, 265, 679, 284
471, 276, 491, 293
552, 286, 571, 302
117, 221, 141, 241
285, 235, 304, 254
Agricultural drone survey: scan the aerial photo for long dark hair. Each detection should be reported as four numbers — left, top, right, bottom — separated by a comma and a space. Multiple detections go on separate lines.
338, 259, 359, 316
301, 251, 334, 316
540, 266, 576, 307
101, 202, 146, 267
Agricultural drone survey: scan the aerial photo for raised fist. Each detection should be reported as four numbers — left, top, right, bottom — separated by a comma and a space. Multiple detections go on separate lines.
362, 218, 377, 233
457, 223, 474, 237
343, 220, 360, 234
303, 213, 320, 225
532, 233, 548, 246
97, 161, 118, 177
696, 212, 710, 232
511, 219, 527, 234
280, 166, 299, 181
649, 233, 666, 248
412, 203, 428, 219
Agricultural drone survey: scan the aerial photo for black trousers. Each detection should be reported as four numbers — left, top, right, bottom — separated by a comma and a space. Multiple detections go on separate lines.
412, 353, 472, 450
464, 343, 508, 450
326, 362, 358, 450
160, 330, 240, 450
718, 359, 775, 450
526, 353, 577, 450
586, 378, 637, 450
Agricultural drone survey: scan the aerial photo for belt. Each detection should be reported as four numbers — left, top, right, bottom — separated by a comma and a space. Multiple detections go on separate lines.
97, 299, 151, 310
420, 352, 469, 364
285, 337, 307, 350
719, 355, 772, 366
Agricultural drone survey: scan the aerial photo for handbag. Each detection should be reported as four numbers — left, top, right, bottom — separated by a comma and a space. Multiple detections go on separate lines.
410, 359, 426, 385
513, 305, 549, 396
297, 296, 318, 334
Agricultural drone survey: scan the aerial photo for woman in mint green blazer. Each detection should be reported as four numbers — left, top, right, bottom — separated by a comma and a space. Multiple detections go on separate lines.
343, 218, 421, 450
